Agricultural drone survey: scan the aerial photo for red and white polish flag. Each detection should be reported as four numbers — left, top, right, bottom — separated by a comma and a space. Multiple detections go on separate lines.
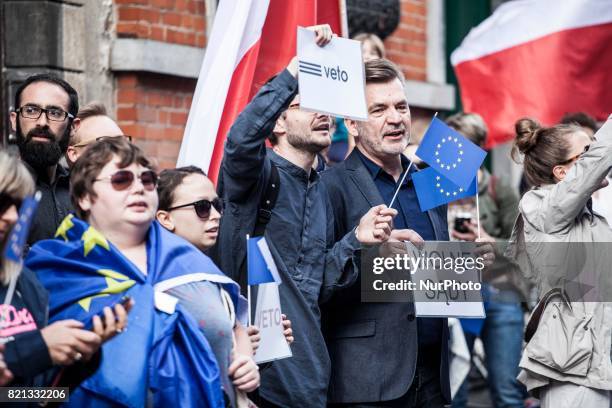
451, 0, 612, 148
178, 0, 346, 183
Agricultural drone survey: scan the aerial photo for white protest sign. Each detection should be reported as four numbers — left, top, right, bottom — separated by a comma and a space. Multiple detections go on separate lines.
415, 301, 485, 319
253, 283, 292, 364
407, 241, 486, 318
296, 26, 368, 120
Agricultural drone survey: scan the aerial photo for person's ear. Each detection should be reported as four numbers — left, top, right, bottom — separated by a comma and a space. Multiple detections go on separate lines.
78, 194, 93, 214
552, 165, 567, 182
66, 146, 79, 167
71, 117, 81, 133
9, 111, 17, 133
156, 210, 175, 232
273, 115, 287, 140
345, 118, 358, 138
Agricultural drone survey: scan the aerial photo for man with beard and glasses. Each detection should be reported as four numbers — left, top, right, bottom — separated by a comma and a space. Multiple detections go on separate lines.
9, 73, 80, 245
210, 25, 397, 408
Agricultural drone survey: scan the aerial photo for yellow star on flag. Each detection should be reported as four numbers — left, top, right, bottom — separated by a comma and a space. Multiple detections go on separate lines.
77, 269, 136, 312
81, 226, 110, 256
55, 214, 75, 242
78, 294, 110, 312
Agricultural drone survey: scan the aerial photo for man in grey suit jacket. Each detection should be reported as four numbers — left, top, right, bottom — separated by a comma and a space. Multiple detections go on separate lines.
321, 59, 452, 407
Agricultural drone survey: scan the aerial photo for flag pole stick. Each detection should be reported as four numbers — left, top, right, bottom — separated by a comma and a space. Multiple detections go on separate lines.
389, 112, 438, 209
246, 234, 252, 327
475, 189, 482, 240
389, 161, 414, 209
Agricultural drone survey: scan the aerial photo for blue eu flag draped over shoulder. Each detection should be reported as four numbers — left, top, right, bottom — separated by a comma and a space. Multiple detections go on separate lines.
25, 215, 244, 408
415, 117, 487, 189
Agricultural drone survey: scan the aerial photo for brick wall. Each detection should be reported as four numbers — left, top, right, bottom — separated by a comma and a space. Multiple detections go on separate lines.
384, 0, 427, 81
112, 0, 430, 169
115, 73, 196, 169
113, 0, 205, 169
115, 0, 206, 47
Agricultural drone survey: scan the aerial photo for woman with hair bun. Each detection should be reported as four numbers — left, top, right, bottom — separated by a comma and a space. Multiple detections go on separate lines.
508, 116, 612, 407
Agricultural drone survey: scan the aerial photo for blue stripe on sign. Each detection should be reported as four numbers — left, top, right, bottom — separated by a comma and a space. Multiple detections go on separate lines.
299, 68, 322, 76
299, 60, 321, 69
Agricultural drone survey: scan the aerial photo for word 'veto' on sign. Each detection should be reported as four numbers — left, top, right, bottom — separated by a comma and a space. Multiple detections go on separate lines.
299, 60, 349, 82
253, 283, 292, 364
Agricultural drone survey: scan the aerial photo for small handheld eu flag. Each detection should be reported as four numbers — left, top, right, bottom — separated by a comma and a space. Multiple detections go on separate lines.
247, 236, 282, 285
415, 117, 487, 189
412, 167, 477, 212
3, 192, 41, 262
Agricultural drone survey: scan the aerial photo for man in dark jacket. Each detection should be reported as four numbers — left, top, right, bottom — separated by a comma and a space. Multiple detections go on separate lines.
10, 74, 81, 245
212, 25, 396, 407
320, 59, 451, 407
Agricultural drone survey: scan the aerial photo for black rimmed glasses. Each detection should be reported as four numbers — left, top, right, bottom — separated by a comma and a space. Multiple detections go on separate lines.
167, 198, 224, 219
16, 105, 74, 122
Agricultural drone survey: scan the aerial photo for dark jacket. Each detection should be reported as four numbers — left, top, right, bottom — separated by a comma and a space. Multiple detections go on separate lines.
211, 69, 360, 407
1, 267, 100, 407
3, 267, 52, 384
25, 164, 73, 246
320, 150, 452, 404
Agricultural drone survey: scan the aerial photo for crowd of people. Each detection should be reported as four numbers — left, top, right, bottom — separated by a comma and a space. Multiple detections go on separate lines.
0, 24, 610, 408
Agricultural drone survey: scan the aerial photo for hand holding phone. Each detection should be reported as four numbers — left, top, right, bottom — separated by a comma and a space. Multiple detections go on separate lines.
91, 296, 133, 343
454, 212, 472, 234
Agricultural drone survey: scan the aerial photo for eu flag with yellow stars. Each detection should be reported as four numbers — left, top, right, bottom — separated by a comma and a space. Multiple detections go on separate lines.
415, 117, 487, 189
412, 167, 477, 211
25, 214, 243, 408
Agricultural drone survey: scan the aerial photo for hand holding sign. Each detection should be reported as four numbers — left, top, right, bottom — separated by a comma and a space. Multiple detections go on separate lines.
287, 24, 334, 76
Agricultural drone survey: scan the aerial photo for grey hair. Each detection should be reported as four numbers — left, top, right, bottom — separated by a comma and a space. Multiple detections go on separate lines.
446, 112, 488, 147
0, 150, 35, 284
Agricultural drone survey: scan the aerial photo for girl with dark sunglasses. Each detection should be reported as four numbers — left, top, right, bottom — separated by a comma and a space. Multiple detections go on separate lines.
156, 166, 294, 407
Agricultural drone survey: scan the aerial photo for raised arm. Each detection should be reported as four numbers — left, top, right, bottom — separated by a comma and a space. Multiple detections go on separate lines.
221, 69, 298, 201
538, 116, 612, 233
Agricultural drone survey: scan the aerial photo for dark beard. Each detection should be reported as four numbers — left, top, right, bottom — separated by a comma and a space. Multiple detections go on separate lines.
16, 121, 71, 171
286, 131, 329, 154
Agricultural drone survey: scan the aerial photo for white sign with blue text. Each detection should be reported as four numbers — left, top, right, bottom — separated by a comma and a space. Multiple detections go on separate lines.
296, 27, 368, 121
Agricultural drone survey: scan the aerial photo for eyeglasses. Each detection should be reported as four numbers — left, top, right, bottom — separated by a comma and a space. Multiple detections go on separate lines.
167, 197, 224, 219
16, 105, 74, 122
72, 135, 133, 148
559, 144, 590, 165
94, 169, 158, 191
0, 193, 22, 215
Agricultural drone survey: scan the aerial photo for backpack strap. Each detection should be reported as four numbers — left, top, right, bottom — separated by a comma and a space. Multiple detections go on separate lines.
253, 163, 280, 237
235, 163, 281, 294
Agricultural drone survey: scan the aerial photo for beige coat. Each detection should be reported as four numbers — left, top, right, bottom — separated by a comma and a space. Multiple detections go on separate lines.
507, 116, 612, 393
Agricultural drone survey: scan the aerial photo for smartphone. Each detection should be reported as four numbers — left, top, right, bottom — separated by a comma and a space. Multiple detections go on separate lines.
454, 213, 472, 233
87, 295, 131, 330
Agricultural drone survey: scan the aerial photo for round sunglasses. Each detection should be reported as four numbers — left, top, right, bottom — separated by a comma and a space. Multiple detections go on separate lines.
167, 197, 224, 219
94, 170, 158, 191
